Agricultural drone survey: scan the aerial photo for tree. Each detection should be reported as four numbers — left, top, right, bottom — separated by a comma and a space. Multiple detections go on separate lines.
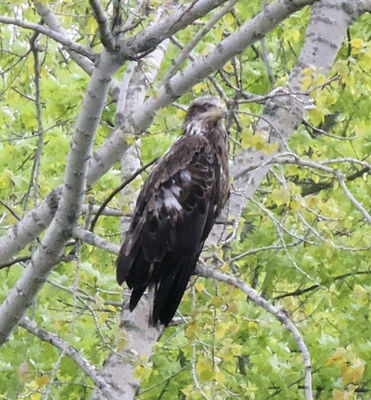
0, 0, 370, 399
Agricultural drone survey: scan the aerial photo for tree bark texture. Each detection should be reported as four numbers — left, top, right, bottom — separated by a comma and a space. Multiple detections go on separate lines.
0, 1, 370, 399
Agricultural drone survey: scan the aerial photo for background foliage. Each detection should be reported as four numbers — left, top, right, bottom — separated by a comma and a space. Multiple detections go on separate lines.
0, 1, 370, 399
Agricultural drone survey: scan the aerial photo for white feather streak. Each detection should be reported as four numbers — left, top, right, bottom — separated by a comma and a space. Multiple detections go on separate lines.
163, 189, 182, 211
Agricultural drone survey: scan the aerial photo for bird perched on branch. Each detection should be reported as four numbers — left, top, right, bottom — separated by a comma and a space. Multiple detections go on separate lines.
116, 96, 229, 325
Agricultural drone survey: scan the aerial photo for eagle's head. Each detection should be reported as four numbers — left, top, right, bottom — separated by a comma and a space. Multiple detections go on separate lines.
183, 96, 227, 136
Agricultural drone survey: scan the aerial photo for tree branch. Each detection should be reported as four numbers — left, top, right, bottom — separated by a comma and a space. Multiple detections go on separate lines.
246, 153, 371, 224
33, 1, 95, 74
89, 0, 116, 50
161, 0, 239, 86
89, 157, 158, 232
334, 170, 371, 224
274, 270, 371, 300
19, 316, 113, 396
132, 0, 320, 129
118, 0, 228, 59
73, 227, 119, 254
0, 51, 120, 346
0, 256, 31, 270
195, 265, 313, 400
0, 16, 96, 61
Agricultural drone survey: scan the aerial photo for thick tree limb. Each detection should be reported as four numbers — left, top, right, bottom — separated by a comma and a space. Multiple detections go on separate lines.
0, 189, 60, 264
132, 0, 320, 129
90, 297, 162, 400
87, 0, 321, 184
0, 0, 318, 263
357, 0, 371, 12
117, 0, 228, 59
0, 51, 120, 346
213, 0, 358, 243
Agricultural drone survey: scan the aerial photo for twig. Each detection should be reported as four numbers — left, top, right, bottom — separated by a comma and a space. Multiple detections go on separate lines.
161, 0, 239, 86
250, 198, 320, 286
302, 119, 355, 140
81, 203, 125, 217
89, 157, 158, 231
89, 0, 116, 50
46, 276, 123, 307
23, 35, 45, 210
0, 256, 31, 270
77, 297, 119, 356
334, 170, 371, 224
44, 350, 66, 399
73, 227, 120, 254
229, 241, 302, 262
0, 199, 20, 221
19, 316, 112, 395
321, 157, 371, 169
0, 16, 96, 60
138, 365, 190, 395
195, 266, 313, 400
274, 270, 371, 301
190, 287, 210, 400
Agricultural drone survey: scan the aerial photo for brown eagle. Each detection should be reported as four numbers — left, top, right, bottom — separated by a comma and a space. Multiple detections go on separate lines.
116, 96, 229, 325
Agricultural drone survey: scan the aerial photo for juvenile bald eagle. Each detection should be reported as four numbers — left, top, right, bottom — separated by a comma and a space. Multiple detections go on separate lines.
116, 96, 229, 325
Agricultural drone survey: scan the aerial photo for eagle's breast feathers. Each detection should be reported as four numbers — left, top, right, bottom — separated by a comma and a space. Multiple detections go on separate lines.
116, 96, 229, 325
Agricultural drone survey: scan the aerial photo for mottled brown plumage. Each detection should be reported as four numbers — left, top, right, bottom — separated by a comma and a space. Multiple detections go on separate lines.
116, 96, 229, 325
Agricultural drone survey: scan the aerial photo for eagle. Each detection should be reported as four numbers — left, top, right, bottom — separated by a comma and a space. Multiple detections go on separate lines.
116, 96, 229, 326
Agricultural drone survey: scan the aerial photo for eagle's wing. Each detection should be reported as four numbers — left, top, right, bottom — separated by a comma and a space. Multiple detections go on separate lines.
116, 134, 220, 325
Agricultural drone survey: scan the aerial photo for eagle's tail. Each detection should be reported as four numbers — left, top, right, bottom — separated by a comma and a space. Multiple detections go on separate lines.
151, 258, 196, 326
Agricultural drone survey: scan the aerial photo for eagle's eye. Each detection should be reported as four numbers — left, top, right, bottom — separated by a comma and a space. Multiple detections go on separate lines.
202, 103, 213, 111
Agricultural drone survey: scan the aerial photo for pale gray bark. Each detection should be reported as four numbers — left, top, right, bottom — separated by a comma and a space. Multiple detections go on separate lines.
0, 1, 369, 398
0, 1, 229, 262
90, 299, 162, 400
358, 0, 371, 12
0, 15, 95, 60
93, 2, 365, 399
73, 227, 120, 254
87, 0, 321, 186
0, 50, 120, 345
91, 24, 169, 400
117, 0, 228, 59
217, 0, 358, 243
0, 189, 59, 263
33, 1, 95, 74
